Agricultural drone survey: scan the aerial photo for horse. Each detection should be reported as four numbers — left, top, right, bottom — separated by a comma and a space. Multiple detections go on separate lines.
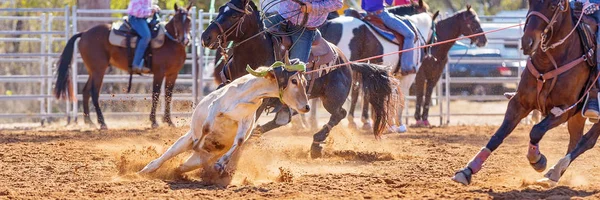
413, 6, 488, 127
54, 4, 193, 130
139, 62, 311, 186
452, 0, 595, 185
318, 10, 435, 132
210, 2, 429, 130
211, 0, 429, 84
201, 0, 398, 158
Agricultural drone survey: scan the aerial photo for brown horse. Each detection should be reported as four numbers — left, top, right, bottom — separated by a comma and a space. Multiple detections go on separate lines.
452, 0, 592, 185
413, 7, 488, 127
54, 4, 193, 129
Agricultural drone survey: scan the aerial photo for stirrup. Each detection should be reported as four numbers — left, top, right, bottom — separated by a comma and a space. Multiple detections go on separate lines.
582, 92, 600, 121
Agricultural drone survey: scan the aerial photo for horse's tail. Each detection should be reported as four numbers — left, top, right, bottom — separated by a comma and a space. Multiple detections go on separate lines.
54, 32, 82, 102
350, 63, 398, 138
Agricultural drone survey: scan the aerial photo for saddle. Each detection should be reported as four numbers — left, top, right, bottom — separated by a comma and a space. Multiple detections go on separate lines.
344, 8, 419, 45
271, 31, 337, 76
573, 2, 598, 67
108, 17, 166, 49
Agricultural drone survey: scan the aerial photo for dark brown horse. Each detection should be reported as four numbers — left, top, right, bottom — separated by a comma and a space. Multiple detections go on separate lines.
54, 4, 193, 129
453, 0, 592, 185
201, 0, 397, 158
413, 6, 488, 127
212, 0, 429, 85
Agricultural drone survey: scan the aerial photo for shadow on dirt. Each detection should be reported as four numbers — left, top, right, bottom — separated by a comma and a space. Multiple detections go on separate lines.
472, 186, 599, 199
0, 127, 177, 144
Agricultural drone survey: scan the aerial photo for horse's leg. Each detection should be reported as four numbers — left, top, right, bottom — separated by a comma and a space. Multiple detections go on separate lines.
543, 123, 600, 184
139, 129, 194, 173
413, 71, 425, 123
311, 94, 347, 158
347, 81, 360, 129
309, 99, 319, 129
162, 73, 178, 127
90, 72, 107, 130
149, 73, 164, 128
82, 79, 93, 125
361, 93, 371, 131
527, 112, 571, 172
566, 114, 585, 153
421, 78, 436, 127
311, 76, 349, 158
397, 74, 415, 132
177, 150, 212, 174
452, 97, 531, 185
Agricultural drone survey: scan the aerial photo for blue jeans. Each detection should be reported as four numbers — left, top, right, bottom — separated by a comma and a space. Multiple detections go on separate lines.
264, 14, 316, 63
378, 10, 415, 70
129, 16, 151, 68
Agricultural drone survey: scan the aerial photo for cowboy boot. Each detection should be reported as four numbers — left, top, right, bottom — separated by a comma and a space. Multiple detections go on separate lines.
133, 59, 151, 74
583, 61, 600, 121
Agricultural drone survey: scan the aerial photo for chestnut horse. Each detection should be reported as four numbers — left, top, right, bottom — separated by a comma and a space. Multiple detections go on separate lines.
54, 4, 193, 129
453, 0, 592, 185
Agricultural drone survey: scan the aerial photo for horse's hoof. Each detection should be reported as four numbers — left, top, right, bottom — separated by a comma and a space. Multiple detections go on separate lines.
348, 121, 358, 130
530, 154, 547, 172
544, 155, 571, 182
99, 124, 108, 130
151, 123, 159, 129
452, 168, 472, 186
361, 122, 372, 131
396, 124, 407, 133
535, 178, 558, 188
214, 163, 226, 175
310, 143, 323, 159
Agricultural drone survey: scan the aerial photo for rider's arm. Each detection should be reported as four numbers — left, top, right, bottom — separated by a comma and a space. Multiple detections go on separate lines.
309, 0, 343, 14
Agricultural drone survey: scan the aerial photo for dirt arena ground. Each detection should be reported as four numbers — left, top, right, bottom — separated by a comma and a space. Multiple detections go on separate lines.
2, 117, 600, 199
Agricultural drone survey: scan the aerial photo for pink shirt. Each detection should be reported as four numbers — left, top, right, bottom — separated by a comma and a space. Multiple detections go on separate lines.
128, 0, 153, 18
393, 0, 414, 6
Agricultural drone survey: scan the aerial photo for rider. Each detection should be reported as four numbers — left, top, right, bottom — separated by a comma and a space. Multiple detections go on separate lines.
127, 0, 161, 74
576, 0, 600, 120
264, 0, 343, 64
362, 0, 417, 74
262, 0, 341, 125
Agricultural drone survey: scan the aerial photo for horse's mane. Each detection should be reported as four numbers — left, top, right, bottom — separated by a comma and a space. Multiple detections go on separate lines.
248, 1, 261, 27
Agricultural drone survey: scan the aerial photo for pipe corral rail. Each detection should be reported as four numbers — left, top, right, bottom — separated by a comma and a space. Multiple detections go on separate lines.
0, 7, 527, 126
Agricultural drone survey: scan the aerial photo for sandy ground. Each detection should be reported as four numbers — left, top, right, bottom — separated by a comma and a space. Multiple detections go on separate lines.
2, 118, 600, 199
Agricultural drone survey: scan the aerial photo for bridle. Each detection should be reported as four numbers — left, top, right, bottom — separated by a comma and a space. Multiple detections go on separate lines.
211, 2, 253, 62
462, 12, 483, 44
525, 0, 569, 52
164, 10, 191, 46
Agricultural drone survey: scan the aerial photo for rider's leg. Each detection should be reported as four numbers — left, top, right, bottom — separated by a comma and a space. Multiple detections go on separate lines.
378, 10, 416, 74
129, 16, 152, 73
584, 9, 600, 119
263, 14, 285, 31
